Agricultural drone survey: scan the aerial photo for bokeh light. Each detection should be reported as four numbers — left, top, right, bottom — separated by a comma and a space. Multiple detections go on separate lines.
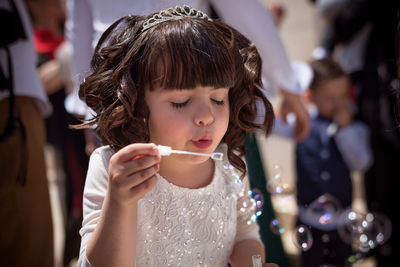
270, 218, 286, 235
292, 225, 313, 251
266, 164, 294, 195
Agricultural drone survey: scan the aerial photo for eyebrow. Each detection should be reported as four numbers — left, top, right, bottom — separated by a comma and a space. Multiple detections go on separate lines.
213, 87, 231, 91
157, 87, 230, 93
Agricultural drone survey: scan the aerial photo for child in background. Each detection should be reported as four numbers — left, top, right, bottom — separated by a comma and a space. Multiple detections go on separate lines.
76, 6, 278, 267
295, 58, 373, 267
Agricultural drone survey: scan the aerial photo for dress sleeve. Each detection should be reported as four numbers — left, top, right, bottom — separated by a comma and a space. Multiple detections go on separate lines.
78, 148, 111, 267
211, 0, 301, 94
235, 175, 262, 244
65, 0, 94, 116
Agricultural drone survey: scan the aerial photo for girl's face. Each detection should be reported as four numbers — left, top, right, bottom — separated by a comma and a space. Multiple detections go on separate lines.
145, 85, 230, 164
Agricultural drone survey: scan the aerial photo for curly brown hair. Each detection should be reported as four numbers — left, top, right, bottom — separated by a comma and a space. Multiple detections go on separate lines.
77, 12, 274, 177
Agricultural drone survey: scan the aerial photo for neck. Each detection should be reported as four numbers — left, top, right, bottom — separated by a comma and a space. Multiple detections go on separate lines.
159, 157, 214, 189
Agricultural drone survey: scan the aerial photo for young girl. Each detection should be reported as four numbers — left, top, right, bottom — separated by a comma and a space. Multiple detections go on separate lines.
77, 6, 276, 267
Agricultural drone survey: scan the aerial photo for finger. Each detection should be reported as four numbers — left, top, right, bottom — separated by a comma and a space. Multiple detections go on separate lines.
123, 163, 160, 189
112, 143, 160, 163
109, 155, 160, 188
124, 154, 160, 175
129, 175, 158, 199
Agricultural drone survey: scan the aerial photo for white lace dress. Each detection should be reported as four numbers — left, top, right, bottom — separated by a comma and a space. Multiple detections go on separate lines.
78, 146, 261, 267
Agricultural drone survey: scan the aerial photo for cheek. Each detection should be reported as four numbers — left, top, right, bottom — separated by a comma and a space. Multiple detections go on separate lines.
148, 111, 191, 141
216, 108, 230, 134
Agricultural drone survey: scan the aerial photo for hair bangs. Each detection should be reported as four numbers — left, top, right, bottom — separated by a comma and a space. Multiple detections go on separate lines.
141, 18, 239, 90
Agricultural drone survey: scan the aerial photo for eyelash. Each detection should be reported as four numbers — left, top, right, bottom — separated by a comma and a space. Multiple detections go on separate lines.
170, 99, 225, 109
212, 99, 225, 106
171, 101, 189, 109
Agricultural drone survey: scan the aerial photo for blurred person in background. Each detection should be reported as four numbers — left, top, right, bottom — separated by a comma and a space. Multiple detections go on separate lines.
295, 58, 372, 267
26, 0, 90, 265
310, 0, 400, 265
0, 0, 53, 266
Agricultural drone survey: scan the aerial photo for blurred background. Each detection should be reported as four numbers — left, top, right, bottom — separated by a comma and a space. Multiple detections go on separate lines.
4, 0, 396, 266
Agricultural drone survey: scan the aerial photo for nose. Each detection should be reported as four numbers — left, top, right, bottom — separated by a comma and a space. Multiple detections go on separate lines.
194, 102, 214, 126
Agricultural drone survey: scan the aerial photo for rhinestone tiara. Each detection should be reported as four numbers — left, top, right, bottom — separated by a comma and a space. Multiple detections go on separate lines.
141, 5, 212, 32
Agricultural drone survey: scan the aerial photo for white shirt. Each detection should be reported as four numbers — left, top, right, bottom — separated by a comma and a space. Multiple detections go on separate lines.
78, 145, 261, 267
0, 0, 51, 117
65, 0, 301, 116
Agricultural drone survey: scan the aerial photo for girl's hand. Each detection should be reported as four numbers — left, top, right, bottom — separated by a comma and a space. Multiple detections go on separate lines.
108, 143, 161, 206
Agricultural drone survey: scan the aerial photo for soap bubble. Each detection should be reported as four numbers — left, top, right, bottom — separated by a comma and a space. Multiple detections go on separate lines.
251, 188, 264, 218
338, 209, 392, 253
337, 209, 365, 246
305, 194, 342, 225
238, 189, 267, 225
266, 164, 294, 195
223, 161, 266, 225
269, 219, 285, 235
293, 225, 313, 251
366, 211, 392, 246
354, 212, 391, 252
223, 161, 244, 196
272, 194, 296, 214
237, 191, 254, 212
223, 161, 234, 170
237, 190, 260, 225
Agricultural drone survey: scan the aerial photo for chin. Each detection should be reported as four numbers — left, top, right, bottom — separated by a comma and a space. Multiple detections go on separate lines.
185, 155, 213, 165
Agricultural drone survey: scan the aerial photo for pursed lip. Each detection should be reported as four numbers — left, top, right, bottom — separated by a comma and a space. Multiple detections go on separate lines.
192, 135, 213, 149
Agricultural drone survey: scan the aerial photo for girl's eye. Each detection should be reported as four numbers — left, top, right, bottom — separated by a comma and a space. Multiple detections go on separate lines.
212, 99, 225, 106
171, 100, 189, 109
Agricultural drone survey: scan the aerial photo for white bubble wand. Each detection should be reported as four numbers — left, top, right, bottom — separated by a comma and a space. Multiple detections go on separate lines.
252, 254, 262, 267
157, 145, 223, 160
